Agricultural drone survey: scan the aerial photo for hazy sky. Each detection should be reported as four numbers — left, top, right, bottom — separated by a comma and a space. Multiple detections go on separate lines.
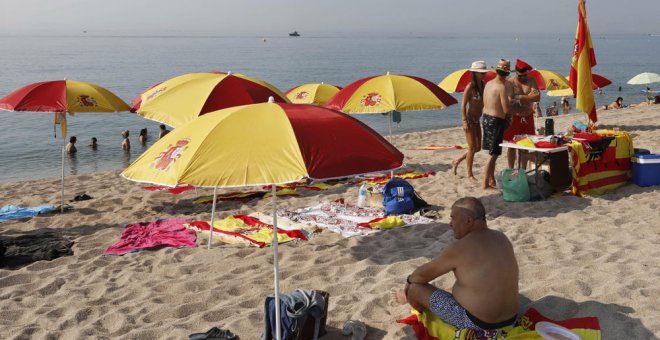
1, 0, 659, 36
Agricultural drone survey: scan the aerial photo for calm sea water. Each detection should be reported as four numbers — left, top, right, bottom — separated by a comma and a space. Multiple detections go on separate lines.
0, 33, 658, 182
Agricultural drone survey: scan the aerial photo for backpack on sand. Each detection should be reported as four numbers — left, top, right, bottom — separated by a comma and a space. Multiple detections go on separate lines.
382, 179, 428, 215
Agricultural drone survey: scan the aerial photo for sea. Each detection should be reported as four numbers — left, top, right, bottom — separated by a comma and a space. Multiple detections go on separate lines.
1, 33, 658, 183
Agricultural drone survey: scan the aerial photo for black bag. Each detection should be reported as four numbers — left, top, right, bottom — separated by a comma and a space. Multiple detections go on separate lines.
527, 170, 553, 200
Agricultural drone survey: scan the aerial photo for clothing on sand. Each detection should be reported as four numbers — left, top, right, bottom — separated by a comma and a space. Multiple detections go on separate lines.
0, 205, 57, 223
0, 231, 74, 268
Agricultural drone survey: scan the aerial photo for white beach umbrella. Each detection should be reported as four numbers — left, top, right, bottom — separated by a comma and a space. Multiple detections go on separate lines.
627, 72, 660, 85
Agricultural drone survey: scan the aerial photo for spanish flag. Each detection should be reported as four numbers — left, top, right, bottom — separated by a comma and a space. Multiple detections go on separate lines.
570, 0, 598, 123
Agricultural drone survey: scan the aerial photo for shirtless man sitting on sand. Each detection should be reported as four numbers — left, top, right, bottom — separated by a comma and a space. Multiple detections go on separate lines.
482, 59, 514, 190
391, 197, 519, 330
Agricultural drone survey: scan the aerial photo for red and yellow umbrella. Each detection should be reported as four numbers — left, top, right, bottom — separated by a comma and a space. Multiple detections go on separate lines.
122, 102, 402, 187
547, 73, 612, 96
122, 100, 403, 338
133, 72, 289, 128
0, 79, 130, 212
324, 73, 457, 113
285, 83, 341, 105
438, 69, 497, 93
526, 69, 571, 91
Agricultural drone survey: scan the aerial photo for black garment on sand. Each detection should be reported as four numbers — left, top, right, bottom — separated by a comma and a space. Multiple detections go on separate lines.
0, 231, 73, 269
482, 114, 508, 156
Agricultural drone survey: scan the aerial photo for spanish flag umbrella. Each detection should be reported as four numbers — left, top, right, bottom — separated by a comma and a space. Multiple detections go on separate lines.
324, 73, 457, 137
547, 73, 612, 97
438, 69, 497, 93
122, 98, 402, 340
526, 69, 571, 91
285, 83, 341, 105
133, 72, 289, 128
0, 79, 130, 212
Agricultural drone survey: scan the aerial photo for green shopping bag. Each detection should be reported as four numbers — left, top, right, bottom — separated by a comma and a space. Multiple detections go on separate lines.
501, 168, 530, 202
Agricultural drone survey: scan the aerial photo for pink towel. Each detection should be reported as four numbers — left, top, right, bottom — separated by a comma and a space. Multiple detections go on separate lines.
104, 218, 197, 255
142, 185, 195, 195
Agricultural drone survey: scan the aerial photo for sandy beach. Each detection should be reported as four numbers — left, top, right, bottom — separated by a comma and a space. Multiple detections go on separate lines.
1, 105, 659, 339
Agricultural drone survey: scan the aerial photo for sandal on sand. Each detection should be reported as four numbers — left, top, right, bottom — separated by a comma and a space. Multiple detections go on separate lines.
189, 327, 236, 340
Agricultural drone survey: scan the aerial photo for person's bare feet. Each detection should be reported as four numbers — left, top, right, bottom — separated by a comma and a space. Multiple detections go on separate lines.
452, 159, 459, 175
468, 175, 477, 181
389, 288, 407, 306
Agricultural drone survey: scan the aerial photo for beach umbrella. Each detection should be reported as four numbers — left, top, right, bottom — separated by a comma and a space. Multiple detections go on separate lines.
133, 72, 289, 128
438, 69, 497, 93
547, 74, 612, 97
627, 72, 660, 85
526, 69, 571, 91
0, 79, 130, 212
285, 83, 341, 105
121, 99, 402, 340
324, 73, 457, 137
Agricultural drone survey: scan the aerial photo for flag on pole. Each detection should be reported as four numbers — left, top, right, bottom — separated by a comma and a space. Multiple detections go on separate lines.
569, 0, 597, 123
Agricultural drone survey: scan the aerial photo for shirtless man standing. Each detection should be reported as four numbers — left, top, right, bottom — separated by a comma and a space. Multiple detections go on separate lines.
504, 59, 540, 169
481, 59, 514, 190
391, 197, 519, 330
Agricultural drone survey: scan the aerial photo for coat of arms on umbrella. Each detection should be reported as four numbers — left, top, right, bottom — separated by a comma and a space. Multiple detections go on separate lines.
360, 92, 381, 107
152, 139, 190, 171
77, 95, 98, 107
294, 91, 309, 100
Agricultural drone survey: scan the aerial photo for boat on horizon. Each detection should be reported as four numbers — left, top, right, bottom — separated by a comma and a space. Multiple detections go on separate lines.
289, 31, 300, 37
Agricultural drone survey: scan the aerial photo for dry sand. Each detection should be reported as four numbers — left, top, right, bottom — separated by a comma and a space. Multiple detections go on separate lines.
1, 106, 659, 339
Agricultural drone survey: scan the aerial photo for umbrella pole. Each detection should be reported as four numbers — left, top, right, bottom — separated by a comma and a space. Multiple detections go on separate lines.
272, 184, 282, 340
61, 139, 66, 213
389, 111, 394, 179
208, 187, 218, 250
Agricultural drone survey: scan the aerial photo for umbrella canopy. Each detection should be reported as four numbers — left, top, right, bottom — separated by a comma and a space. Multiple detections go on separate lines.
526, 69, 571, 91
547, 73, 612, 96
324, 73, 457, 113
438, 69, 497, 93
0, 79, 130, 212
133, 72, 289, 128
285, 83, 341, 105
627, 72, 660, 85
122, 102, 403, 187
0, 79, 130, 113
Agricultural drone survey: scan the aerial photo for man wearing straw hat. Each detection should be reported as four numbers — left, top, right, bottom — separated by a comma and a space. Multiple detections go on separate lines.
481, 59, 514, 190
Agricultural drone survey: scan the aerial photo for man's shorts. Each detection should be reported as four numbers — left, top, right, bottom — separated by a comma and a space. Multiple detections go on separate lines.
429, 289, 517, 331
482, 114, 508, 156
503, 114, 535, 141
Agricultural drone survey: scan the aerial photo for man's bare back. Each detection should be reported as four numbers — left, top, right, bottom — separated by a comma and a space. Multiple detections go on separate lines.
483, 78, 513, 119
449, 228, 519, 322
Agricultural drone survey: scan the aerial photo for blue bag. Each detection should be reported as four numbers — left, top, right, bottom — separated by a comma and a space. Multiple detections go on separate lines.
382, 179, 426, 215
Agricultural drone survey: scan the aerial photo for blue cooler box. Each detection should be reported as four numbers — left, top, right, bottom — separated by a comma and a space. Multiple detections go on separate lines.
632, 154, 660, 186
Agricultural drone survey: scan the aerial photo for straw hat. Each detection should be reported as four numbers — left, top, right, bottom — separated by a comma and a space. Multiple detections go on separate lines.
468, 61, 489, 73
495, 59, 511, 72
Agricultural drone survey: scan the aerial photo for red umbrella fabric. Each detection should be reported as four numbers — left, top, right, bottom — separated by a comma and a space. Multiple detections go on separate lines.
438, 69, 497, 93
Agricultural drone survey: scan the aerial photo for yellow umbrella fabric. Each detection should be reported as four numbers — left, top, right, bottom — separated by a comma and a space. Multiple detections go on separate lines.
529, 69, 571, 91
136, 72, 289, 128
324, 73, 457, 114
64, 80, 131, 113
285, 83, 341, 105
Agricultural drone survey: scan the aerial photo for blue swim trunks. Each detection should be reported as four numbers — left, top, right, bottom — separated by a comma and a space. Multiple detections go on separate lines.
429, 290, 517, 331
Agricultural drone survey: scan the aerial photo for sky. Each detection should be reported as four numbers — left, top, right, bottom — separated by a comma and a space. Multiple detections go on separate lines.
1, 0, 659, 36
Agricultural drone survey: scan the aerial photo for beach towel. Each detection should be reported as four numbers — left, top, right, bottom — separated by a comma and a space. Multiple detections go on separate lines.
103, 218, 196, 255
0, 205, 57, 223
277, 201, 433, 237
397, 307, 601, 340
568, 130, 633, 196
142, 185, 196, 195
0, 231, 74, 268
265, 181, 348, 192
410, 144, 467, 151
362, 171, 436, 186
188, 215, 307, 248
192, 188, 299, 204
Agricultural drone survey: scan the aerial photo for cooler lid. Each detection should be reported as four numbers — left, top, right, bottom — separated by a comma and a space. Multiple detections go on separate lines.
632, 154, 660, 163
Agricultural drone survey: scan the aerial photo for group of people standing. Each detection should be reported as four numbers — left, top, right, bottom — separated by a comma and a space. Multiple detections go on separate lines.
65, 124, 170, 155
452, 59, 541, 190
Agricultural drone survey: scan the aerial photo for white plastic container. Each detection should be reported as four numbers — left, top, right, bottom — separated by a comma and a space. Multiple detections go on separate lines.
357, 183, 367, 207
